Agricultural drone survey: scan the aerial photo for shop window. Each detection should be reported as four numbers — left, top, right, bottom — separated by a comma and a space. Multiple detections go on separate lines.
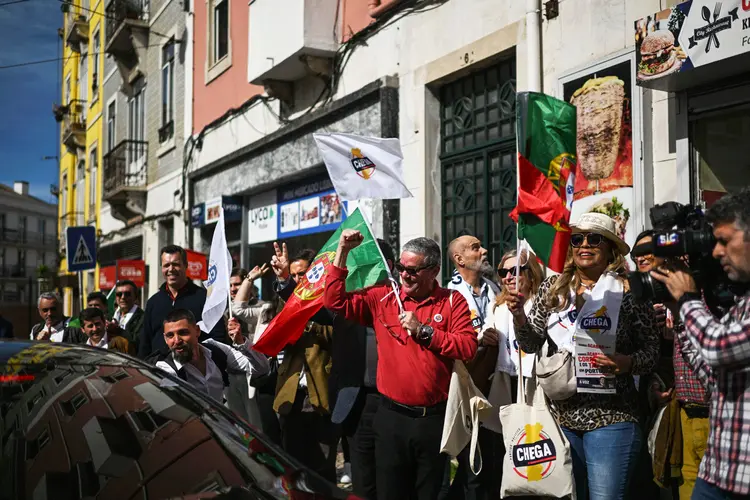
691, 105, 750, 207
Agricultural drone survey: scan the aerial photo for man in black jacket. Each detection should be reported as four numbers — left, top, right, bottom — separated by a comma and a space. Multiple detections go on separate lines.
139, 245, 227, 359
109, 280, 145, 353
30, 292, 86, 344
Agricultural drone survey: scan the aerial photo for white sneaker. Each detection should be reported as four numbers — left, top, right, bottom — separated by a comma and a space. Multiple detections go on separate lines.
340, 463, 352, 485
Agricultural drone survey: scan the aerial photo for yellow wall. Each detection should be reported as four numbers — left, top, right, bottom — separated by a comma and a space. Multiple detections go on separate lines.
58, 0, 104, 315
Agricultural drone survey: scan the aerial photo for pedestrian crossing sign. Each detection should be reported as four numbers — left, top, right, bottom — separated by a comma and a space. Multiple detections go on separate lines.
66, 226, 97, 272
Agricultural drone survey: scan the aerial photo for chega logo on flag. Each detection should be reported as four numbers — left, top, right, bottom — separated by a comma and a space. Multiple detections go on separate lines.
294, 252, 336, 302
206, 261, 218, 287
511, 423, 558, 482
350, 148, 376, 179
580, 306, 612, 333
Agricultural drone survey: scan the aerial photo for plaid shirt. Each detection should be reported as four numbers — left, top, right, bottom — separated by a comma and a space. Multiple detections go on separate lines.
673, 320, 712, 404
681, 294, 750, 495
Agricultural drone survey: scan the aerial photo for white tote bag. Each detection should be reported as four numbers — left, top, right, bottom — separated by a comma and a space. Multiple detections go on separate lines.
440, 360, 493, 474
499, 353, 575, 498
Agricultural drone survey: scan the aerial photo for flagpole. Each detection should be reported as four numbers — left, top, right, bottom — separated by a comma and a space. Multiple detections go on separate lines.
342, 200, 404, 313
222, 208, 234, 320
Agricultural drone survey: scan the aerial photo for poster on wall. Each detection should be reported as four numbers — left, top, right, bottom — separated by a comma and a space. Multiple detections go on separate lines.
275, 176, 347, 238
563, 59, 636, 250
635, 1, 750, 87
248, 190, 278, 244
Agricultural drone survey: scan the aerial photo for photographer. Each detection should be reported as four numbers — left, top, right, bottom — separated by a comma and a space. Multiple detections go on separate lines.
651, 189, 750, 499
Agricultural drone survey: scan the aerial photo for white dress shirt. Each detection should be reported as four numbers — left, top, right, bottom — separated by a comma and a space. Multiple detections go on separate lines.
113, 305, 139, 329
87, 333, 109, 349
30, 320, 66, 342
156, 339, 270, 403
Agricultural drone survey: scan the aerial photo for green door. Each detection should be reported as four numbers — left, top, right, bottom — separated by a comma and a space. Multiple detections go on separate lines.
440, 58, 517, 273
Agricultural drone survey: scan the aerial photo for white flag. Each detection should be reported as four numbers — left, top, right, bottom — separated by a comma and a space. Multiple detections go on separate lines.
198, 207, 231, 333
313, 132, 413, 201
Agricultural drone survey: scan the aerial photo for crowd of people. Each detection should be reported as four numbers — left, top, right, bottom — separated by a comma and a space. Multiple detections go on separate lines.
20, 189, 750, 500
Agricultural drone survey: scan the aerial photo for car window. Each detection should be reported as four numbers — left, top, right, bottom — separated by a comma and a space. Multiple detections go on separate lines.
0, 347, 348, 500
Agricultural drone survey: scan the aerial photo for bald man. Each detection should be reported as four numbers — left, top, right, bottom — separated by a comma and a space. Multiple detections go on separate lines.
441, 234, 502, 500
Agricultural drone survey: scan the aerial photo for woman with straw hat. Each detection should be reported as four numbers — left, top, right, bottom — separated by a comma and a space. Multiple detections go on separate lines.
507, 212, 660, 500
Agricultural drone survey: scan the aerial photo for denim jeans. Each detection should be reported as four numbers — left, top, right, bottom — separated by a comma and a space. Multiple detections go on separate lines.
562, 422, 642, 500
692, 478, 747, 500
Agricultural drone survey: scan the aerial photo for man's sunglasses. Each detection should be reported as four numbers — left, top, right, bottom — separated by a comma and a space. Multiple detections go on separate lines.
394, 262, 435, 276
497, 266, 528, 279
570, 233, 604, 248
116, 291, 133, 297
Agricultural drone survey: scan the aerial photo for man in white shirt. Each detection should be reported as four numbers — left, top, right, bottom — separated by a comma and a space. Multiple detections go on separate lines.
80, 307, 133, 354
156, 308, 269, 403
30, 292, 85, 343
109, 280, 144, 352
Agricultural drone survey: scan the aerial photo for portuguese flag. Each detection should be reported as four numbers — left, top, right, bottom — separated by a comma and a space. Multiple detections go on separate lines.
509, 92, 577, 273
253, 208, 387, 356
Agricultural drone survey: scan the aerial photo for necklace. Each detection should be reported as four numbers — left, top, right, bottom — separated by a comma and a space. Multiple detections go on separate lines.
580, 281, 595, 291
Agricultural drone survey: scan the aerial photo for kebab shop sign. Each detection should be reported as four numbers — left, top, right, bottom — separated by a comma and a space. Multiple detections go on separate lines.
117, 260, 146, 288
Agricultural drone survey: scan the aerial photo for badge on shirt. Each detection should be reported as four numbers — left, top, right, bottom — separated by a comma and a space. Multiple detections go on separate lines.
434, 313, 444, 323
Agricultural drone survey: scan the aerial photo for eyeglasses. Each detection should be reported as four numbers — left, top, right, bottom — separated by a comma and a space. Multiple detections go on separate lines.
116, 291, 132, 297
378, 316, 407, 345
570, 233, 604, 248
394, 262, 435, 277
497, 265, 528, 279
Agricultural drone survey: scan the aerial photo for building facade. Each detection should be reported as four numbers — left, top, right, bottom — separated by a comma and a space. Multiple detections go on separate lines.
186, 0, 696, 296
56, 0, 105, 316
0, 182, 58, 336
97, 0, 189, 298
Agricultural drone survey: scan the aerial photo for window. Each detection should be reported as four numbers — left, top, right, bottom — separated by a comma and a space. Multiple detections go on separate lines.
128, 82, 145, 144
107, 101, 116, 151
130, 407, 169, 433
18, 216, 27, 242
26, 388, 43, 413
77, 159, 86, 225
92, 28, 100, 99
18, 250, 26, 274
61, 391, 88, 417
61, 173, 68, 214
38, 218, 46, 236
212, 0, 228, 63
79, 46, 88, 121
65, 75, 71, 105
161, 39, 175, 128
100, 370, 130, 384
26, 427, 51, 460
89, 147, 97, 219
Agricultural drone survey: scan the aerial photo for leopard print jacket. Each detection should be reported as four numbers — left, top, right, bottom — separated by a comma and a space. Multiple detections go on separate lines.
516, 275, 660, 431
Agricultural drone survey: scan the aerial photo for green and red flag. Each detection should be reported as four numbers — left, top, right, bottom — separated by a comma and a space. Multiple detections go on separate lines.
252, 207, 387, 356
509, 92, 578, 273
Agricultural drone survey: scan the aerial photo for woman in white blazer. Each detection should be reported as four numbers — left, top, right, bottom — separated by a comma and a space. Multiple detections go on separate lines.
488, 249, 545, 406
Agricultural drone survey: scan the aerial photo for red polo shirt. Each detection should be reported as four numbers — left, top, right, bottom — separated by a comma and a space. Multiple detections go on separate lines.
324, 265, 478, 407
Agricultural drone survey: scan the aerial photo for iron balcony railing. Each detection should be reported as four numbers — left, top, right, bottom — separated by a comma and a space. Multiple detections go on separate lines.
103, 139, 148, 198
105, 0, 149, 45
0, 265, 37, 278
0, 230, 57, 247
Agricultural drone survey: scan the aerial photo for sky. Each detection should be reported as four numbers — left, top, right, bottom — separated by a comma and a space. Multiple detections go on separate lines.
0, 0, 63, 204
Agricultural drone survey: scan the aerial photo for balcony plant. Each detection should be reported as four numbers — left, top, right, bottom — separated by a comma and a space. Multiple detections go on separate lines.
53, 104, 69, 123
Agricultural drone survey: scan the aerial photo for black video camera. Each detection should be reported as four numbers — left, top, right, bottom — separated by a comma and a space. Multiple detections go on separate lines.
627, 202, 741, 315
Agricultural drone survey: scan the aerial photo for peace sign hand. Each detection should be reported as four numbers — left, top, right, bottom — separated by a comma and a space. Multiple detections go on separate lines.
248, 263, 271, 282
271, 242, 290, 280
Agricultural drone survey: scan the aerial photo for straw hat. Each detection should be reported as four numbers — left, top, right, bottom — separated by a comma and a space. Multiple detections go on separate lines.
570, 212, 630, 256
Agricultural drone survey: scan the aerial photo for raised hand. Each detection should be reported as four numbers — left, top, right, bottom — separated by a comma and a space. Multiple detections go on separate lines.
248, 263, 271, 282
338, 229, 364, 251
270, 242, 290, 280
227, 318, 244, 345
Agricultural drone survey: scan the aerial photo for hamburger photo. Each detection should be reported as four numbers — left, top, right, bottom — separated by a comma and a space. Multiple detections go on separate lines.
637, 30, 681, 80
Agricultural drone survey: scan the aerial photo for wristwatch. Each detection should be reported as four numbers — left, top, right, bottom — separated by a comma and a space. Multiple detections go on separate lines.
417, 324, 434, 344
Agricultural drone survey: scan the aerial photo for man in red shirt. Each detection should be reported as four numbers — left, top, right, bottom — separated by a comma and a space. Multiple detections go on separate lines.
324, 231, 478, 500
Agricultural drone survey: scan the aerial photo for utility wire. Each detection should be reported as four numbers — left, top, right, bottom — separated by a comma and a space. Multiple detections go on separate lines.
0, 43, 171, 69
0, 0, 29, 6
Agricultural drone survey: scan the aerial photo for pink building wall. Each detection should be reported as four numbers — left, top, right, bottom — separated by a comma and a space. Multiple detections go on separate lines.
192, 0, 378, 135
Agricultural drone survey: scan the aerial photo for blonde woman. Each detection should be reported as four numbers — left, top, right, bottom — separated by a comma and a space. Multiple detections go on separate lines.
507, 213, 659, 500
490, 249, 545, 406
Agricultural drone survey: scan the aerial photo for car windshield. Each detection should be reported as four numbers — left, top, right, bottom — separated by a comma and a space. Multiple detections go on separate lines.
0, 342, 348, 499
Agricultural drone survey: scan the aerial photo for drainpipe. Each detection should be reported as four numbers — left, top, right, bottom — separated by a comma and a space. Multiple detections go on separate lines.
526, 0, 542, 92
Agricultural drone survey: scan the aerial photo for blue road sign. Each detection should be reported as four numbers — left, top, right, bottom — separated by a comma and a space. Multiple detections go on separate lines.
66, 226, 97, 272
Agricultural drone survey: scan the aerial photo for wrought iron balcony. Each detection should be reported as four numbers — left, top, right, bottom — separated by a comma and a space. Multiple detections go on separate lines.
62, 99, 86, 151
65, 11, 89, 51
0, 229, 57, 249
105, 0, 149, 61
103, 140, 148, 222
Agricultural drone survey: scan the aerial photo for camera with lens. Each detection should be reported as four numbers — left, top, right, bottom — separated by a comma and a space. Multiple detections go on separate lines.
628, 202, 742, 315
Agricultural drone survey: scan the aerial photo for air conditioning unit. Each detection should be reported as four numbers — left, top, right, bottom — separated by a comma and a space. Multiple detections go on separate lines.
248, 0, 339, 85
